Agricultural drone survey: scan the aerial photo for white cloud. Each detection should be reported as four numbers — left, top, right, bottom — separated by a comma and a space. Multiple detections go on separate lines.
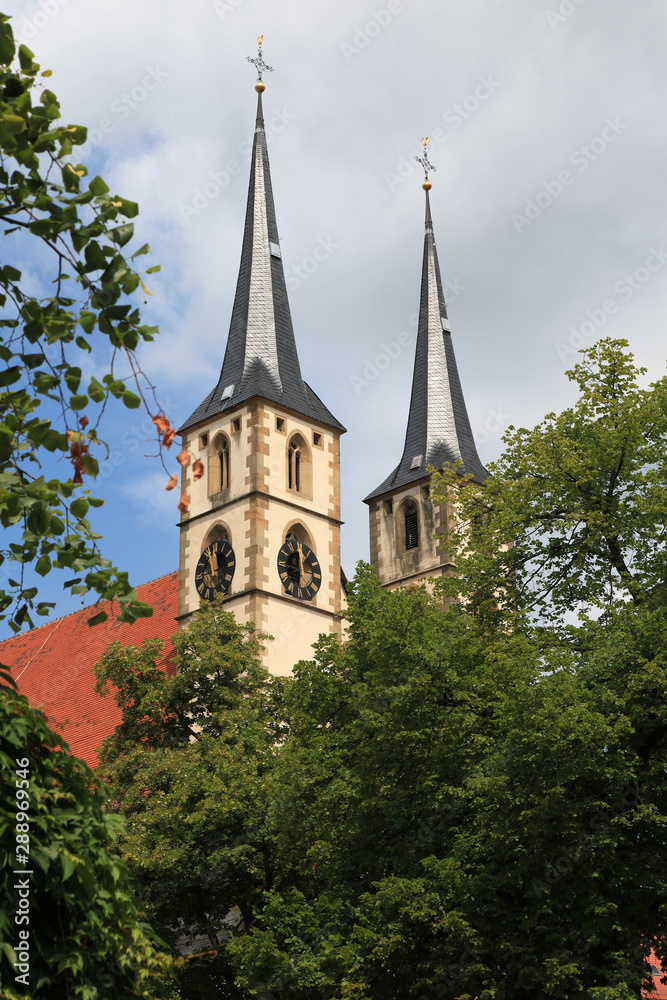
2, 0, 666, 610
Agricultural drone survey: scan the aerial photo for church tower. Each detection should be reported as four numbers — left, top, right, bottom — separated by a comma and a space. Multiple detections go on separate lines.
364, 144, 487, 590
177, 41, 345, 675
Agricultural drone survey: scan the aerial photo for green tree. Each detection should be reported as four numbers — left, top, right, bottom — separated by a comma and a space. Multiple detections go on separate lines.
0, 13, 174, 633
231, 568, 666, 1000
0, 669, 174, 998
430, 338, 667, 629
227, 340, 667, 998
93, 598, 283, 1000
94, 338, 667, 999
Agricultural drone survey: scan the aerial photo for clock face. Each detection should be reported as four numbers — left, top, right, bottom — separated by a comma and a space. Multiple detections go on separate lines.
277, 538, 322, 601
195, 540, 236, 601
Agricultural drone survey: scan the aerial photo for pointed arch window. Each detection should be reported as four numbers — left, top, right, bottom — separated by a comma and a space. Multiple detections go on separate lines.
286, 433, 312, 497
288, 440, 301, 492
404, 500, 419, 550
219, 438, 230, 490
208, 432, 231, 496
203, 523, 229, 550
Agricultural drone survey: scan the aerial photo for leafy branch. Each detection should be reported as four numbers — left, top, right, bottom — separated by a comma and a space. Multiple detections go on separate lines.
0, 16, 181, 631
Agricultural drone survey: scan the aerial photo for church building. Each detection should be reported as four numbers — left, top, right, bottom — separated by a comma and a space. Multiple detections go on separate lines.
3, 45, 667, 996
1, 43, 487, 752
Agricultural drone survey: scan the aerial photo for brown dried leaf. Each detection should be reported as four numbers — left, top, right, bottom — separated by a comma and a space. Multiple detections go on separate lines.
79, 415, 89, 429
69, 439, 88, 484
192, 459, 204, 481
165, 475, 178, 491
176, 450, 190, 467
177, 492, 190, 515
162, 428, 176, 449
152, 414, 170, 435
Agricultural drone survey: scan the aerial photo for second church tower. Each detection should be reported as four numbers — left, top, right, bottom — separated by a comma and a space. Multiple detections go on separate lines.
364, 154, 488, 590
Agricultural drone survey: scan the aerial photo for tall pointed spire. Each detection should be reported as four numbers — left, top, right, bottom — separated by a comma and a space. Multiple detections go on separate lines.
180, 38, 344, 434
365, 142, 487, 501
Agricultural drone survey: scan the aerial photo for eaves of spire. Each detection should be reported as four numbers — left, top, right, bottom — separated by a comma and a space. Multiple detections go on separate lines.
364, 177, 488, 503
180, 55, 344, 435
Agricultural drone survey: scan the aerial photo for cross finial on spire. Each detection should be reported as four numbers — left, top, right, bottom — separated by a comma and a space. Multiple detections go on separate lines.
247, 35, 274, 92
415, 137, 436, 190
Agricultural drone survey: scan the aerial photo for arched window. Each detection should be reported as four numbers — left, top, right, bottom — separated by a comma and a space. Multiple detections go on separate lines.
288, 440, 301, 491
202, 523, 229, 552
285, 524, 309, 545
283, 524, 315, 587
286, 433, 312, 497
219, 438, 229, 490
404, 500, 419, 550
208, 433, 231, 495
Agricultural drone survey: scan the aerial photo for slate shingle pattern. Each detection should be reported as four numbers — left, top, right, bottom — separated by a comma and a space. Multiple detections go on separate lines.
179, 93, 344, 434
365, 190, 488, 502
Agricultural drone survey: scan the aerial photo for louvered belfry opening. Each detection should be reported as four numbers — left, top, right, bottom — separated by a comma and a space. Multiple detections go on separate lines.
404, 501, 419, 550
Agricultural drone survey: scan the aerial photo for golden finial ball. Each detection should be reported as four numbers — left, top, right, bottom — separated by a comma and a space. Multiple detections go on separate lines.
255, 81, 265, 93
422, 180, 432, 190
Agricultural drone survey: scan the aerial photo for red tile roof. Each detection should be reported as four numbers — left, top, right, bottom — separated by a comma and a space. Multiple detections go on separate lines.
648, 951, 667, 998
0, 571, 179, 768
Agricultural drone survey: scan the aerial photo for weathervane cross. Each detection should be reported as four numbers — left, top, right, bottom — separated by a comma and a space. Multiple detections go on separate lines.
415, 137, 437, 182
247, 35, 274, 83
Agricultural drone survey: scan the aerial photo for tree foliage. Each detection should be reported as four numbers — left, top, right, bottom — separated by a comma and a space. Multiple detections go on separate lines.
94, 599, 283, 1000
230, 568, 667, 999
0, 669, 173, 998
431, 338, 667, 630
96, 338, 667, 1000
0, 14, 176, 633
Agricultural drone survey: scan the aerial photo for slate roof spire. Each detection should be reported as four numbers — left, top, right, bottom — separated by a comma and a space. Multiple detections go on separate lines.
364, 143, 487, 501
180, 39, 344, 434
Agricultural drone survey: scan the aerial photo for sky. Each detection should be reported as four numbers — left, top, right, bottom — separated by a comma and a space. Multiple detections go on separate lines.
2, 0, 667, 635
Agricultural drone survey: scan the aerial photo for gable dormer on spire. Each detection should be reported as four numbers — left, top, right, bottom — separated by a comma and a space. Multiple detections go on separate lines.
365, 150, 487, 503
180, 43, 343, 435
